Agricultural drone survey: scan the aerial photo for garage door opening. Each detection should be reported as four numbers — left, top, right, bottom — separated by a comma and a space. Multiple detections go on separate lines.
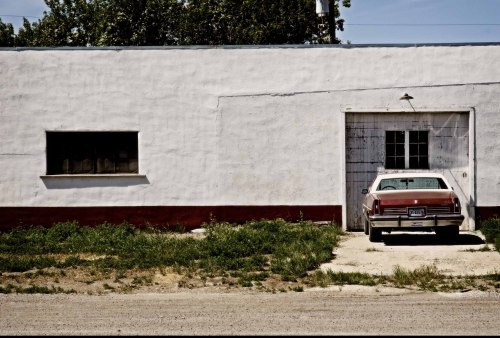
344, 110, 474, 231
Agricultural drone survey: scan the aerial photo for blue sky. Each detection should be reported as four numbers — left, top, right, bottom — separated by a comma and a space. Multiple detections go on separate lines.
338, 0, 500, 44
1, 0, 500, 44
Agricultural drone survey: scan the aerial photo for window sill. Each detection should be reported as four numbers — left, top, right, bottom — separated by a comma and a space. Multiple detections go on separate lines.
40, 174, 147, 178
40, 174, 150, 188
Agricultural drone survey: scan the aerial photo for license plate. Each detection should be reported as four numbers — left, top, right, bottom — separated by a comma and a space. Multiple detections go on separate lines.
408, 208, 425, 217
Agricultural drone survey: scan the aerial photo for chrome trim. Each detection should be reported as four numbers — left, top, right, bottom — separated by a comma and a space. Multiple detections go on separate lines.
369, 214, 464, 223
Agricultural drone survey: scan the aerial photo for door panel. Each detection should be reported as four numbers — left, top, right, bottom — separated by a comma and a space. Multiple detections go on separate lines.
345, 112, 470, 230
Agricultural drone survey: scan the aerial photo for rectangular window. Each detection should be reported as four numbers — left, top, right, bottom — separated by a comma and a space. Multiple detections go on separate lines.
46, 132, 139, 175
409, 130, 429, 169
385, 130, 429, 170
385, 131, 405, 169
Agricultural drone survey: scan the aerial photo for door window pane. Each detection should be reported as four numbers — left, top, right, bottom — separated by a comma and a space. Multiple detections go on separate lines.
409, 131, 429, 169
385, 131, 405, 169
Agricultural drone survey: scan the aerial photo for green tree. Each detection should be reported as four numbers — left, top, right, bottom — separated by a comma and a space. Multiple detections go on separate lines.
100, 0, 183, 46
328, 0, 351, 43
14, 18, 37, 47
180, 0, 347, 45
36, 0, 106, 46
3, 0, 351, 47
222, 0, 319, 45
0, 18, 15, 47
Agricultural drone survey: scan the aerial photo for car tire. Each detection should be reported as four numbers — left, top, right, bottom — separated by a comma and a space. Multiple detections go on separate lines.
369, 225, 382, 242
364, 220, 369, 235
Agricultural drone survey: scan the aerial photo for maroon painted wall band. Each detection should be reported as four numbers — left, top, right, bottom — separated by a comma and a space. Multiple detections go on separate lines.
0, 206, 342, 231
475, 206, 500, 225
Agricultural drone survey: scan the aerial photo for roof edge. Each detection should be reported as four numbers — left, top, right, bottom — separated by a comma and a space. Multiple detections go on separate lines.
2, 42, 500, 51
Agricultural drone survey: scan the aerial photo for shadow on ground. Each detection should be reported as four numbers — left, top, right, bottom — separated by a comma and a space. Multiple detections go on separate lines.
380, 232, 485, 246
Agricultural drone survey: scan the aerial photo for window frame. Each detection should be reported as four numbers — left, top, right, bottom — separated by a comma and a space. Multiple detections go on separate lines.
385, 130, 429, 170
385, 130, 406, 169
45, 131, 139, 175
409, 130, 429, 169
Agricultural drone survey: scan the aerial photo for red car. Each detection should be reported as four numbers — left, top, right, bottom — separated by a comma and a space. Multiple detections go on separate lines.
362, 172, 464, 242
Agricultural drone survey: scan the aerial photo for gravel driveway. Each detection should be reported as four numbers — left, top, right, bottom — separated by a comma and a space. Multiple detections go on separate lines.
321, 230, 500, 276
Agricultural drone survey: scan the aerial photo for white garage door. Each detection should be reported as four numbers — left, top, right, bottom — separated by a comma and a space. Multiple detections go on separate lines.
345, 112, 471, 230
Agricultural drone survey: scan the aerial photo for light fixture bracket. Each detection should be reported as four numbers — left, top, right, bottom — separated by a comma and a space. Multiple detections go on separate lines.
400, 93, 414, 100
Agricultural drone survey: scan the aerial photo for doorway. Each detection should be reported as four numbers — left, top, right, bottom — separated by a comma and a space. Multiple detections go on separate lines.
345, 111, 472, 230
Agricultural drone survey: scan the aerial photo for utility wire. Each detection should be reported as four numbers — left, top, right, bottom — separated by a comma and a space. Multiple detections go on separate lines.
0, 14, 42, 19
346, 23, 500, 26
2, 14, 500, 26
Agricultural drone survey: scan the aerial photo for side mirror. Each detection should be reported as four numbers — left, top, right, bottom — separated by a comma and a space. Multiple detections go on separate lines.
361, 189, 368, 195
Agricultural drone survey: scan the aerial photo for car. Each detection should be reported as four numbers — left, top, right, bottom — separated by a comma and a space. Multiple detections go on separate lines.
361, 172, 464, 242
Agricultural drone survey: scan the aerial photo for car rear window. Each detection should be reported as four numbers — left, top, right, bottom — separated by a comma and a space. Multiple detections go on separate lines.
377, 177, 448, 191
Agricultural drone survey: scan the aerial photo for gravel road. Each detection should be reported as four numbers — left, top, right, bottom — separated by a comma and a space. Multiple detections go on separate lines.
1, 289, 499, 335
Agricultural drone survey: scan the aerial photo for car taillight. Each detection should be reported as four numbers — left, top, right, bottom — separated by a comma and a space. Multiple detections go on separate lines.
453, 197, 461, 213
373, 199, 380, 215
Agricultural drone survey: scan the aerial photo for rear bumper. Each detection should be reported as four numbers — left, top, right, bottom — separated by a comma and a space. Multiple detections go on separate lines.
369, 214, 464, 228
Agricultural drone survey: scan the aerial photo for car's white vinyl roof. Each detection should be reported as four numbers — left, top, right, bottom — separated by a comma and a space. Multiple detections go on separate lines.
370, 172, 452, 191
374, 172, 446, 179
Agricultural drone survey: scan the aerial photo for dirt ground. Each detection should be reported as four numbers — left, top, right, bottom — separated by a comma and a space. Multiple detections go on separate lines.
2, 288, 500, 335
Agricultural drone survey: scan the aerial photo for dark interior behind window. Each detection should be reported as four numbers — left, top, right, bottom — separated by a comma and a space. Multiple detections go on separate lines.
385, 131, 405, 169
385, 130, 429, 170
409, 130, 429, 169
46, 132, 138, 175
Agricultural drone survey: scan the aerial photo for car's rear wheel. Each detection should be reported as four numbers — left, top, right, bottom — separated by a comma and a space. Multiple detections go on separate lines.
369, 225, 382, 242
364, 220, 369, 235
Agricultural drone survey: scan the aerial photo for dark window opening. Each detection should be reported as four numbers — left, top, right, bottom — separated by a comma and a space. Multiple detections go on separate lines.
385, 130, 429, 170
46, 132, 138, 175
409, 130, 429, 169
385, 131, 405, 169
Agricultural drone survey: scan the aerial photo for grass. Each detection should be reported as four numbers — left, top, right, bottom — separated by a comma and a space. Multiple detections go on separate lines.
391, 264, 443, 291
305, 270, 380, 287
305, 265, 500, 292
462, 245, 492, 252
0, 219, 342, 293
0, 284, 76, 294
478, 218, 500, 252
1, 219, 499, 294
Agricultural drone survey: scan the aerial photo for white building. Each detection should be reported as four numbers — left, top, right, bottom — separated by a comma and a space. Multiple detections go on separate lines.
1, 44, 499, 231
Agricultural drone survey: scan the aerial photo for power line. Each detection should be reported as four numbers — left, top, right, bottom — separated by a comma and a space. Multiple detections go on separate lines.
0, 15, 42, 19
346, 23, 500, 26
2, 14, 500, 26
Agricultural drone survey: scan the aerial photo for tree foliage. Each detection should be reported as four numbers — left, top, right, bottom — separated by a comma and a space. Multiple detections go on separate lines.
3, 0, 351, 47
0, 18, 15, 47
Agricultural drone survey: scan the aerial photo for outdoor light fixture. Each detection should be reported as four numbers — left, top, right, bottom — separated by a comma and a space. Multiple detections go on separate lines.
400, 92, 416, 112
400, 93, 414, 100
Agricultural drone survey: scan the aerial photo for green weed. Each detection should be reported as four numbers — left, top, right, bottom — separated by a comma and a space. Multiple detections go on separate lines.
0, 219, 342, 292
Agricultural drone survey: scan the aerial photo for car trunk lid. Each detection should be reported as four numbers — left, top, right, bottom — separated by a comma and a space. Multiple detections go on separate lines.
374, 190, 454, 214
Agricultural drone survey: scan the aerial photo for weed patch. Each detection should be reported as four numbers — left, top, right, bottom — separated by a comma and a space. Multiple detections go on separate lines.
0, 219, 341, 293
1, 220, 497, 294
479, 218, 500, 252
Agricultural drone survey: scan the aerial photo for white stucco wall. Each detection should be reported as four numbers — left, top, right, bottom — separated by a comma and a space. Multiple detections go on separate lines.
1, 44, 499, 209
